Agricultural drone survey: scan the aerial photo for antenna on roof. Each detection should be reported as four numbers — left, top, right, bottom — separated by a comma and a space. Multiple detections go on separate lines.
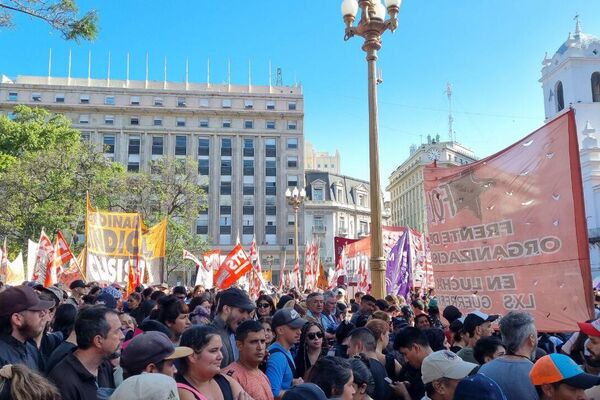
185, 57, 189, 90
126, 52, 130, 88
248, 59, 252, 92
107, 52, 111, 87
67, 49, 72, 85
163, 56, 167, 89
47, 48, 52, 81
87, 50, 92, 85
276, 67, 283, 86
207, 58, 211, 88
145, 52, 149, 89
445, 82, 454, 142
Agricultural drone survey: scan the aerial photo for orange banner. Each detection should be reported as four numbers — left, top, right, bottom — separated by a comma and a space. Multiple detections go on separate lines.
214, 244, 252, 289
424, 110, 592, 331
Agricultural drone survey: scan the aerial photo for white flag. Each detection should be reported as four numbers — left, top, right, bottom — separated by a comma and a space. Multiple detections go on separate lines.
27, 239, 38, 281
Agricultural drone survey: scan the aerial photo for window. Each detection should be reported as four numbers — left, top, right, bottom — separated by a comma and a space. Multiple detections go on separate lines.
288, 101, 297, 110
55, 93, 65, 103
222, 119, 231, 128
243, 183, 254, 195
177, 97, 186, 107
287, 138, 298, 149
592, 72, 600, 102
176, 117, 186, 127
243, 205, 254, 215
313, 187, 324, 201
287, 120, 297, 130
314, 216, 324, 229
130, 116, 140, 126
153, 97, 163, 106
198, 138, 210, 156
244, 100, 253, 109
127, 162, 139, 172
220, 182, 232, 195
287, 156, 298, 168
266, 206, 277, 216
152, 136, 164, 155
556, 81, 564, 112
199, 119, 209, 128
359, 221, 368, 234
266, 181, 276, 195
31, 92, 42, 102
105, 115, 114, 125
220, 225, 232, 234
266, 120, 276, 129
266, 100, 275, 110
198, 159, 209, 175
222, 99, 232, 108
199, 98, 209, 107
243, 160, 254, 176
243, 139, 254, 157
8, 92, 17, 101
265, 160, 276, 176
288, 215, 295, 226
130, 96, 140, 105
103, 135, 115, 154
80, 132, 91, 142
128, 136, 140, 155
79, 114, 89, 124
221, 159, 232, 175
153, 117, 162, 126
105, 95, 115, 105
244, 120, 254, 129
243, 226, 254, 235
175, 135, 187, 155
221, 138, 232, 156
197, 225, 208, 235
287, 175, 298, 187
265, 138, 276, 157
80, 94, 90, 104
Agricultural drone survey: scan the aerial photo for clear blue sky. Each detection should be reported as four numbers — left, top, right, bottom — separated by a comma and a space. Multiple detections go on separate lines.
1, 1, 600, 186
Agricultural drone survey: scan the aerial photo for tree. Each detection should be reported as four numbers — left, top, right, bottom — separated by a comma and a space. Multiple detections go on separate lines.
0, 0, 98, 42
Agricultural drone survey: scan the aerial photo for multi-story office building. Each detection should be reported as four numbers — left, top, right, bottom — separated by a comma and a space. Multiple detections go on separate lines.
303, 170, 390, 271
387, 135, 477, 235
0, 74, 304, 278
304, 140, 340, 174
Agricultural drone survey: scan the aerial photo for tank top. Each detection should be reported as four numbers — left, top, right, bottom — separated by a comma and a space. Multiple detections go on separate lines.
175, 374, 234, 400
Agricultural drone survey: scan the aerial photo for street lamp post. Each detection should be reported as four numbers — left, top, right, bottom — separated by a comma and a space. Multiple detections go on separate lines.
285, 187, 306, 267
341, 0, 402, 298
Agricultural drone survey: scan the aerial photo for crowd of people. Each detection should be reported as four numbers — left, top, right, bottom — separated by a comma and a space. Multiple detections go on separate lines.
0, 279, 599, 400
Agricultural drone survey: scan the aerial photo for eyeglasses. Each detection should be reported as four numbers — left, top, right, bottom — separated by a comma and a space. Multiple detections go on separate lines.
258, 303, 271, 309
307, 332, 323, 340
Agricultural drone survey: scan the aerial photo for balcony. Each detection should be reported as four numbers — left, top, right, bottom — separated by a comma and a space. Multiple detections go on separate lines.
312, 225, 326, 234
337, 226, 348, 237
357, 230, 369, 238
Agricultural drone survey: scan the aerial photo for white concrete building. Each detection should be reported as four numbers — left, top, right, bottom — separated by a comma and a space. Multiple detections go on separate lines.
0, 73, 305, 279
540, 18, 600, 276
304, 140, 340, 174
387, 135, 477, 235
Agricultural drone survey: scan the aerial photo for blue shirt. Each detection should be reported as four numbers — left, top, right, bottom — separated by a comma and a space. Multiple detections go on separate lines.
266, 342, 295, 397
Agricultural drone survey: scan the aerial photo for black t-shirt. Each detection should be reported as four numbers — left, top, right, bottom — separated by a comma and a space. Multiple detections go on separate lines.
398, 363, 425, 400
368, 357, 392, 400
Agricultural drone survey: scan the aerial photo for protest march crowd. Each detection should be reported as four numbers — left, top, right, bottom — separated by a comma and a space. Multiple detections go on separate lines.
0, 279, 600, 400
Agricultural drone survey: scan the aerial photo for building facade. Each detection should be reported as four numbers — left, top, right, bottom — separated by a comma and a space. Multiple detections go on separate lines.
0, 74, 305, 277
304, 140, 340, 174
386, 135, 477, 235
539, 19, 600, 276
303, 170, 390, 271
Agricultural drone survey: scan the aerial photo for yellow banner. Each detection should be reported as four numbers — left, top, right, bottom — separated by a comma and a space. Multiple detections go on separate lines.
141, 219, 167, 284
262, 270, 273, 283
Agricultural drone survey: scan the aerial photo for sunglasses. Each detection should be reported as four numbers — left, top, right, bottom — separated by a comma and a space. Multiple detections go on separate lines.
258, 303, 271, 309
307, 332, 323, 340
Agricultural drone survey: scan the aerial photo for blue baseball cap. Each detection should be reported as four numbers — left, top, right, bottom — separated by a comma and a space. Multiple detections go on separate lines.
454, 374, 507, 400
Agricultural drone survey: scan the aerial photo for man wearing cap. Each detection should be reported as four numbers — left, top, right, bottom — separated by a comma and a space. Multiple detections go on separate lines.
456, 310, 498, 364
266, 308, 307, 399
0, 285, 54, 371
210, 287, 256, 368
66, 279, 88, 307
421, 350, 477, 400
120, 331, 192, 378
111, 372, 180, 400
575, 318, 600, 399
453, 374, 507, 400
530, 353, 600, 400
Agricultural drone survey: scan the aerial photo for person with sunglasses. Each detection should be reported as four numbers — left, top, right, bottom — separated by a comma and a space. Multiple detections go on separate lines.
256, 295, 276, 318
295, 321, 327, 380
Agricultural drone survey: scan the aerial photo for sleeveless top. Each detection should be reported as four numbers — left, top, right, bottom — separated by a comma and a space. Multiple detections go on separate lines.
175, 374, 234, 400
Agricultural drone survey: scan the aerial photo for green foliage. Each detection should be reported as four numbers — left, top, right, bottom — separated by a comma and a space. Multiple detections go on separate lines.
0, 0, 98, 42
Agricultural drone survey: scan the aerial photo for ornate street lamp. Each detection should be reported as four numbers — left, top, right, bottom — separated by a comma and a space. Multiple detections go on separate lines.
285, 187, 306, 267
341, 0, 402, 298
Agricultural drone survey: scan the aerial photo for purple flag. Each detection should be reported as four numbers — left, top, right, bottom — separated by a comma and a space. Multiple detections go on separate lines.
385, 232, 412, 297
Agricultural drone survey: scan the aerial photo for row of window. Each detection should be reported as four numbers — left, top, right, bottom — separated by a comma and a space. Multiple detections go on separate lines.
7, 91, 299, 111
553, 72, 600, 112
78, 114, 298, 130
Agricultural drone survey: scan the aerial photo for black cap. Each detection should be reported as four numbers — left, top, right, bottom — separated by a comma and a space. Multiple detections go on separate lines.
69, 279, 87, 290
219, 287, 255, 312
463, 311, 499, 335
0, 285, 54, 317
282, 383, 327, 400
272, 308, 307, 330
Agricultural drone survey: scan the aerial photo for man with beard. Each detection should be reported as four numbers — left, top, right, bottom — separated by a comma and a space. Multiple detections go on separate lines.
575, 318, 600, 398
49, 306, 124, 400
0, 285, 54, 371
223, 320, 274, 400
267, 308, 307, 399
478, 311, 539, 400
211, 287, 256, 367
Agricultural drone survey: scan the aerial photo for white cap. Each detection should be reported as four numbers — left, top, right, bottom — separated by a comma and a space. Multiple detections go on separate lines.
421, 350, 477, 384
110, 373, 179, 400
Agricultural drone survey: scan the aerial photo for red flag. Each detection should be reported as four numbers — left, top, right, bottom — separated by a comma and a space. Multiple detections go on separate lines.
53, 231, 75, 278
32, 231, 55, 286
214, 244, 253, 289
292, 259, 301, 289
183, 249, 203, 269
